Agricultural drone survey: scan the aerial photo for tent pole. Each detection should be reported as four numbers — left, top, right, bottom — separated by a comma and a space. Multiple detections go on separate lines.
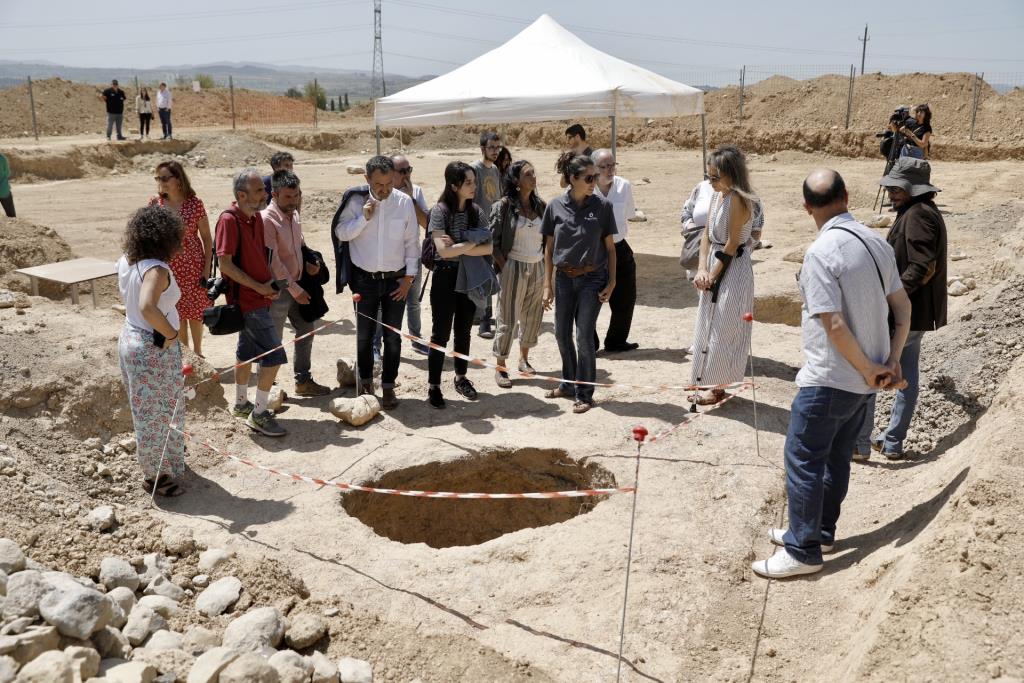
610, 115, 617, 158
375, 125, 381, 155
700, 114, 708, 173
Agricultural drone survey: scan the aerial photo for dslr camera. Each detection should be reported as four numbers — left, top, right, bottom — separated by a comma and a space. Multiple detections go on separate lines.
200, 276, 229, 302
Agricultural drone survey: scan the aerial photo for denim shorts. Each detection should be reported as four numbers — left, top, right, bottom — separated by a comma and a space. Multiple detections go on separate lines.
237, 307, 287, 367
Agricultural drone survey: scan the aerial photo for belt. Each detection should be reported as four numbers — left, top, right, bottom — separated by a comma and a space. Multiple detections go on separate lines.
357, 266, 406, 280
556, 264, 598, 278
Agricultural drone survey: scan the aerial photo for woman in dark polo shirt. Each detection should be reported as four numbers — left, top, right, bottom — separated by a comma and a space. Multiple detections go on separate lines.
541, 153, 617, 413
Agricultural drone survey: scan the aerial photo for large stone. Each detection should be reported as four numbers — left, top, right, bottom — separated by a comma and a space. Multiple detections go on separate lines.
219, 652, 280, 683
196, 550, 232, 574
100, 660, 157, 683
143, 630, 182, 651
0, 625, 59, 666
123, 606, 167, 647
179, 627, 218, 657
143, 577, 186, 602
0, 540, 25, 575
39, 584, 113, 640
221, 607, 285, 653
284, 612, 327, 650
2, 571, 49, 620
65, 645, 101, 682
0, 656, 16, 683
338, 657, 373, 683
14, 650, 73, 682
160, 528, 194, 557
194, 577, 241, 617
87, 506, 117, 532
42, 571, 97, 593
136, 596, 179, 620
309, 652, 338, 683
336, 358, 357, 387
0, 569, 6, 598
138, 555, 171, 588
108, 587, 138, 621
131, 647, 194, 682
185, 647, 237, 683
328, 395, 381, 426
92, 627, 131, 660
0, 618, 33, 637
268, 650, 312, 683
267, 387, 287, 411
100, 558, 141, 593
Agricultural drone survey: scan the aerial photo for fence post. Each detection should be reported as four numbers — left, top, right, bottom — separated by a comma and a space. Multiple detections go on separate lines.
313, 78, 319, 128
845, 64, 855, 130
134, 75, 139, 94
26, 76, 39, 140
969, 72, 983, 141
229, 75, 236, 131
738, 66, 746, 120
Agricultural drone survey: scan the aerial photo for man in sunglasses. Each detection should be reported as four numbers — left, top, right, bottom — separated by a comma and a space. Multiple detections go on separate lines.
591, 148, 638, 353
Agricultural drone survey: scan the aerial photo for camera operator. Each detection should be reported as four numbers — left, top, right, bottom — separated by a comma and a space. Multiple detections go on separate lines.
889, 104, 932, 160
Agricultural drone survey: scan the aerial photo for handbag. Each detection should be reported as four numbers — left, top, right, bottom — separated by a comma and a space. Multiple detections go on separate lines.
203, 210, 246, 336
679, 222, 704, 269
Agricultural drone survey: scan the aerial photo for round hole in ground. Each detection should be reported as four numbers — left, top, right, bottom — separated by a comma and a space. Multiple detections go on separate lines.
341, 448, 617, 549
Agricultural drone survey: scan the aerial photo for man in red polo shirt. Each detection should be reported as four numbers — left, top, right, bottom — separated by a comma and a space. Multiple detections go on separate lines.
216, 168, 288, 437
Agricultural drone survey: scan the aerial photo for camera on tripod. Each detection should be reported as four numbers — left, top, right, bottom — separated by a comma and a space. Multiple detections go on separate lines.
875, 106, 914, 159
200, 276, 229, 302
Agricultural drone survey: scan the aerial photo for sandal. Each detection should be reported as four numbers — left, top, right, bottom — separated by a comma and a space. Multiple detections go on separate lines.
572, 401, 593, 414
544, 387, 571, 399
688, 389, 727, 406
143, 474, 185, 497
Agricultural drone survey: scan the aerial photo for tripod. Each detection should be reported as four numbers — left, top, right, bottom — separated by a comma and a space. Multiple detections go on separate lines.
872, 129, 907, 213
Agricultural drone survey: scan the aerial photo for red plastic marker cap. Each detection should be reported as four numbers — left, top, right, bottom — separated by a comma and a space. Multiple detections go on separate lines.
181, 363, 194, 376
632, 425, 649, 442
352, 293, 362, 303
742, 312, 754, 322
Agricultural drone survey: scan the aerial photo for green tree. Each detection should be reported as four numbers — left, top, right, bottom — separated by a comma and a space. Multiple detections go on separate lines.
304, 80, 327, 110
329, 98, 336, 111
285, 87, 303, 99
194, 73, 216, 90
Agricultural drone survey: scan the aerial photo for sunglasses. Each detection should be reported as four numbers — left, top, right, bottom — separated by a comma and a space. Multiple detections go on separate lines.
154, 174, 174, 182
396, 167, 412, 175
578, 173, 598, 183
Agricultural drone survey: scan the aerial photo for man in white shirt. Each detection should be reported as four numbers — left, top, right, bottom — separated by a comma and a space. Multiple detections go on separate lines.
335, 155, 419, 408
592, 149, 638, 352
751, 169, 911, 579
156, 82, 173, 140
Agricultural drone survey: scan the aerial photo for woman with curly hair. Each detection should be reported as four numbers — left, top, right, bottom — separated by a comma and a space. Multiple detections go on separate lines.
150, 160, 213, 356
117, 205, 187, 497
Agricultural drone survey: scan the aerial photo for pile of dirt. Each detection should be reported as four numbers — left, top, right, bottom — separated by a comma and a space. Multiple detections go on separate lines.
186, 133, 278, 168
0, 214, 74, 295
255, 130, 351, 152
6, 139, 197, 182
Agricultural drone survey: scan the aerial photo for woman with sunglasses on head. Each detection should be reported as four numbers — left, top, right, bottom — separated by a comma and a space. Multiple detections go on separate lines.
689, 145, 758, 406
149, 161, 213, 357
542, 153, 617, 414
490, 160, 547, 388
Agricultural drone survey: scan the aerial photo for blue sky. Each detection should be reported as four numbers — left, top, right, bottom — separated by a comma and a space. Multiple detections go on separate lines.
1, 0, 1022, 81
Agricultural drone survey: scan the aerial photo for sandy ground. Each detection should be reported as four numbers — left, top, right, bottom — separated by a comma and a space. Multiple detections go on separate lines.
3, 134, 1024, 681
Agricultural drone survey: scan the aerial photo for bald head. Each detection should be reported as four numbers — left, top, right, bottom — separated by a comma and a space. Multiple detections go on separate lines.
802, 168, 848, 228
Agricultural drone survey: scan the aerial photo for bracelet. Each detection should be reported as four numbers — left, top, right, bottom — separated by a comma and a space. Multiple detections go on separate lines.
167, 332, 179, 341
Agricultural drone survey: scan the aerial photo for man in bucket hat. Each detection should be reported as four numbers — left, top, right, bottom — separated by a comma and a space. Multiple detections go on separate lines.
855, 157, 947, 461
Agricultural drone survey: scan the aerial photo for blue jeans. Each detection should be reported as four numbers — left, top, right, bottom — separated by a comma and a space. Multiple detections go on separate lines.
783, 386, 871, 565
158, 108, 172, 138
106, 113, 124, 139
269, 289, 315, 383
554, 269, 606, 403
353, 270, 405, 388
856, 331, 924, 455
373, 266, 423, 356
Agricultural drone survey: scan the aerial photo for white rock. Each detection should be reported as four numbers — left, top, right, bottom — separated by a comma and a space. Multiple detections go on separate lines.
2, 571, 49, 620
123, 606, 167, 647
138, 554, 171, 587
160, 527, 195, 556
329, 395, 381, 426
627, 210, 647, 222
285, 612, 327, 650
0, 540, 25, 574
92, 626, 131, 660
100, 557, 140, 592
195, 576, 242, 617
949, 280, 970, 296
39, 584, 112, 640
197, 549, 232, 574
87, 506, 117, 531
0, 617, 33, 636
221, 606, 285, 652
143, 629, 182, 651
13, 649, 73, 682
0, 569, 6, 598
143, 576, 186, 602
191, 574, 209, 588
346, 165, 364, 175
131, 647, 194, 681
186, 647, 238, 683
336, 359, 357, 387
108, 587, 138, 618
219, 652, 279, 683
963, 277, 977, 290
309, 652, 338, 683
323, 608, 339, 618
268, 386, 287, 411
338, 656, 373, 683
269, 650, 313, 683
0, 656, 16, 683
950, 251, 968, 261
180, 626, 219, 657
101, 660, 157, 683
118, 437, 137, 453
65, 644, 101, 681
0, 625, 59, 666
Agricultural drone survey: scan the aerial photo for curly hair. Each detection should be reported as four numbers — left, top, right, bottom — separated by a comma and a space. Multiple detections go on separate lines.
122, 206, 183, 265
155, 160, 196, 199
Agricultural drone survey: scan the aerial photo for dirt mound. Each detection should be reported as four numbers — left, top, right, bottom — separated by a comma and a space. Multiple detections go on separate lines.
0, 214, 74, 295
256, 130, 351, 151
7, 139, 197, 181
187, 133, 278, 168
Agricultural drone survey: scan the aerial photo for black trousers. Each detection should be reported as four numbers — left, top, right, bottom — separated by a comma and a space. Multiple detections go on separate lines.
428, 262, 477, 385
595, 239, 637, 350
139, 113, 152, 136
158, 108, 172, 137
0, 194, 14, 218
352, 269, 405, 388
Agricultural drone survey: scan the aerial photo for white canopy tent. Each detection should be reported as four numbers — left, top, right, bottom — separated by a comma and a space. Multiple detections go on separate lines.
373, 14, 706, 160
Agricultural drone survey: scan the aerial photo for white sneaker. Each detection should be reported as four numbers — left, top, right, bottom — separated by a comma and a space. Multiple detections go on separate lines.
769, 528, 834, 554
751, 547, 823, 579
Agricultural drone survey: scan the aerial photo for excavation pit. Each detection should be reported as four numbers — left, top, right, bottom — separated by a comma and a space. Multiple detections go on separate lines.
341, 448, 617, 549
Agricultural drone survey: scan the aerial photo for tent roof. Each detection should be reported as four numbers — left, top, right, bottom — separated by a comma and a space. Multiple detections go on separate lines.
374, 14, 704, 127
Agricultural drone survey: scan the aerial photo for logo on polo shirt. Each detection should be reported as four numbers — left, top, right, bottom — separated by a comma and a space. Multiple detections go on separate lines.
586, 212, 596, 220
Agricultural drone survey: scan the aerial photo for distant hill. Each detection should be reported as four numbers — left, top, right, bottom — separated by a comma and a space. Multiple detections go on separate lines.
0, 60, 430, 101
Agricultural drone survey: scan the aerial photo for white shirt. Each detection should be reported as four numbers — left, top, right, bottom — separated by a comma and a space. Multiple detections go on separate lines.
404, 183, 428, 213
156, 89, 172, 110
594, 176, 636, 242
335, 188, 420, 274
117, 256, 180, 332
508, 215, 544, 263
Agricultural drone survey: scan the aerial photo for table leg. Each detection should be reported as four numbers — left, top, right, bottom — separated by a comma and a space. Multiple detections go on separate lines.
91, 282, 98, 308
29, 276, 39, 296
71, 283, 79, 305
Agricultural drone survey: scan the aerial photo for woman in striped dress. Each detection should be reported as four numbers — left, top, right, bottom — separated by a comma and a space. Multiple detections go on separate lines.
689, 146, 757, 405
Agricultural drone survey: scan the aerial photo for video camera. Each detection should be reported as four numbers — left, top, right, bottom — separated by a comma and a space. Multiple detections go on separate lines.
888, 106, 914, 130
876, 106, 915, 159
200, 276, 229, 302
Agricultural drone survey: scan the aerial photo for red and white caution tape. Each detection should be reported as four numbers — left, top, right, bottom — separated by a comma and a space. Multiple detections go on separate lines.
171, 426, 635, 499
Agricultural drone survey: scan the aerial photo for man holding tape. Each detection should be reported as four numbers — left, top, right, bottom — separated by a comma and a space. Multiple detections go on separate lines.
752, 169, 911, 579
217, 168, 288, 437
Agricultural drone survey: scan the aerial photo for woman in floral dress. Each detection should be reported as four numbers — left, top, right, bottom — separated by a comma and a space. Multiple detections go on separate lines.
150, 161, 213, 356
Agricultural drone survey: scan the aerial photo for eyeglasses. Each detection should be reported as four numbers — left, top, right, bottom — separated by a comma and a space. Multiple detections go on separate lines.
579, 174, 598, 183
154, 174, 174, 182
396, 167, 412, 175
597, 163, 617, 170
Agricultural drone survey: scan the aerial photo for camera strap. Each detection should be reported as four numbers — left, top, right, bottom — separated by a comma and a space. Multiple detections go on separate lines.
212, 208, 246, 301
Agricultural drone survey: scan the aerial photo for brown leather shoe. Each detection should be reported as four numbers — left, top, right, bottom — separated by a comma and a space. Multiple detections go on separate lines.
295, 378, 331, 397
382, 388, 399, 409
